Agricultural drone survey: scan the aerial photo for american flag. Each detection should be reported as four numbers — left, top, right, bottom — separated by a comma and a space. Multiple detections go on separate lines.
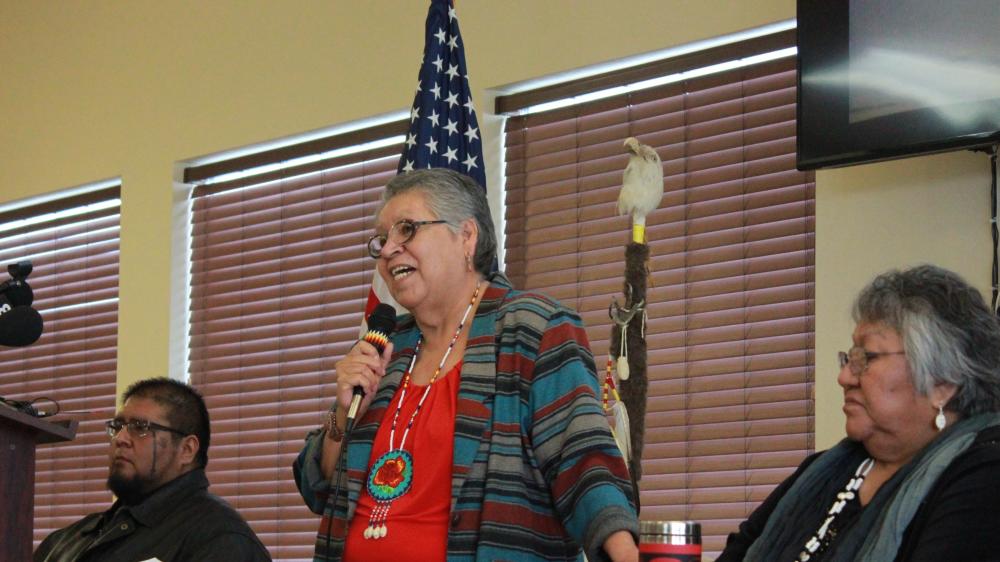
398, 0, 485, 186
365, 0, 485, 318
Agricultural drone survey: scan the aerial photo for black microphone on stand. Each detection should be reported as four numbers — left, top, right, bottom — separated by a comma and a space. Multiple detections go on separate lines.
0, 261, 43, 348
0, 306, 43, 347
346, 303, 397, 425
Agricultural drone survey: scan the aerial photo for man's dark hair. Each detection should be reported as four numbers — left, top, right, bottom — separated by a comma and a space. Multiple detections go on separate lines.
122, 377, 211, 468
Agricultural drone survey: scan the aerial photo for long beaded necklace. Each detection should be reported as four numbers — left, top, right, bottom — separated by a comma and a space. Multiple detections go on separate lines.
797, 457, 874, 561
363, 281, 481, 540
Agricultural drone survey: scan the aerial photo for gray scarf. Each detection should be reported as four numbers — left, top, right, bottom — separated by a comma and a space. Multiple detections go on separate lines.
743, 413, 1000, 562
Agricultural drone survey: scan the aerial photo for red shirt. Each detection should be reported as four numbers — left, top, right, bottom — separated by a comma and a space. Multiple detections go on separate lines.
343, 362, 461, 562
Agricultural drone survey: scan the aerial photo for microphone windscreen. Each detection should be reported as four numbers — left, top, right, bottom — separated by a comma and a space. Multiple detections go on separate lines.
0, 306, 43, 347
367, 303, 397, 336
3, 281, 34, 307
363, 303, 397, 354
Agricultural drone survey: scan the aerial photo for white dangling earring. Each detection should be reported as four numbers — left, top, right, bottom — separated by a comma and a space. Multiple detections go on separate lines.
466, 253, 473, 272
935, 404, 947, 431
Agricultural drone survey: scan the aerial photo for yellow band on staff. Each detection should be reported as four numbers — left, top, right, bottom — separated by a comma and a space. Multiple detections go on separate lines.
632, 223, 645, 244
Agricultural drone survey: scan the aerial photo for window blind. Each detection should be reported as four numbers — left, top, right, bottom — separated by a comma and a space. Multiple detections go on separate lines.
187, 139, 402, 560
500, 37, 814, 556
0, 185, 121, 546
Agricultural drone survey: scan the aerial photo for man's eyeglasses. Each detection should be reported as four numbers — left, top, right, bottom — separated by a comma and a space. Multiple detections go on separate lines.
106, 418, 188, 440
837, 346, 906, 377
367, 219, 449, 259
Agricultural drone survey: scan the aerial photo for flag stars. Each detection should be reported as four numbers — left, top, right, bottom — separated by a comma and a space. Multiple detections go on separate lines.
464, 125, 479, 143
395, 2, 484, 187
463, 154, 478, 171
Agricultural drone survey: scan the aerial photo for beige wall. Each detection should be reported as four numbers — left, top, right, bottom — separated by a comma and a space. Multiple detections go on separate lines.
3, 1, 990, 446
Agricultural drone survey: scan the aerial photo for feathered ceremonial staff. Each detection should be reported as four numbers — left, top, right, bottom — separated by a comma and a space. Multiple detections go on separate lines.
607, 137, 663, 495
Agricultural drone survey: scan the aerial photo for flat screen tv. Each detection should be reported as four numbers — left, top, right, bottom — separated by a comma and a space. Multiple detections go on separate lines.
796, 0, 1000, 170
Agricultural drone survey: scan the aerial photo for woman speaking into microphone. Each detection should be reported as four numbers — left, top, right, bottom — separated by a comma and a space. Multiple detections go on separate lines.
294, 168, 639, 562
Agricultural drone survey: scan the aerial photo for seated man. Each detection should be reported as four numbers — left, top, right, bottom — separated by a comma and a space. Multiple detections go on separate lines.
34, 377, 271, 562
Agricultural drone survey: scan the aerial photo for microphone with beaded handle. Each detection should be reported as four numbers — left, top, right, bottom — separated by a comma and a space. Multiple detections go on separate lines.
347, 303, 397, 426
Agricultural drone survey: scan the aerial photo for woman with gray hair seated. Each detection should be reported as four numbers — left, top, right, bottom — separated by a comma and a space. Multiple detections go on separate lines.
718, 264, 1000, 562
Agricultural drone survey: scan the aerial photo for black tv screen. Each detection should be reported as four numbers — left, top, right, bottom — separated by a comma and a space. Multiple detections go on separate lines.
796, 0, 1000, 170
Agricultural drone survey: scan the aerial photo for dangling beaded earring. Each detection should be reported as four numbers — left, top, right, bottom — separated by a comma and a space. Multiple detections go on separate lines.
465, 253, 473, 272
935, 403, 947, 431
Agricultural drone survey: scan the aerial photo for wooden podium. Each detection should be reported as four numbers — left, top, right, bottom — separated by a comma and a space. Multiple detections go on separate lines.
0, 405, 77, 562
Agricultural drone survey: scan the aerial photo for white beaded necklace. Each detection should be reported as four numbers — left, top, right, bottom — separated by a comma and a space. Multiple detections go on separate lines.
797, 457, 874, 561
363, 280, 481, 540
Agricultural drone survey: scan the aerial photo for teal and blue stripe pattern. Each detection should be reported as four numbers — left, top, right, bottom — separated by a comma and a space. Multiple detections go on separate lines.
310, 273, 637, 561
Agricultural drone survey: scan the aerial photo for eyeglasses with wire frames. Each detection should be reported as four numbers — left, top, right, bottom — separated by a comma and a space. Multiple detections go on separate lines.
367, 218, 450, 259
106, 418, 189, 440
837, 346, 906, 377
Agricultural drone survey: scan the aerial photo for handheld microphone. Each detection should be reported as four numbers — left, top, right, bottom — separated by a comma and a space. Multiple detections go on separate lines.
0, 305, 44, 347
346, 303, 397, 424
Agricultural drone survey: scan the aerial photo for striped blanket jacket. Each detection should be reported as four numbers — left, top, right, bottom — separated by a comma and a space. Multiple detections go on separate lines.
294, 273, 638, 561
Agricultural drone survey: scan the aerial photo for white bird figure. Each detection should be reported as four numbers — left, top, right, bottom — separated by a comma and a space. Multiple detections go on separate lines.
618, 137, 664, 243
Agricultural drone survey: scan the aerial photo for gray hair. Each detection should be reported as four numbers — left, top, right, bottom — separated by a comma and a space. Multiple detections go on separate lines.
853, 264, 1000, 416
378, 168, 497, 275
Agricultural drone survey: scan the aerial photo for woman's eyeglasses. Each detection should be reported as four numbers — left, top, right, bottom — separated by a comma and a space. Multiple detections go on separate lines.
837, 346, 906, 376
367, 219, 449, 259
105, 418, 188, 440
